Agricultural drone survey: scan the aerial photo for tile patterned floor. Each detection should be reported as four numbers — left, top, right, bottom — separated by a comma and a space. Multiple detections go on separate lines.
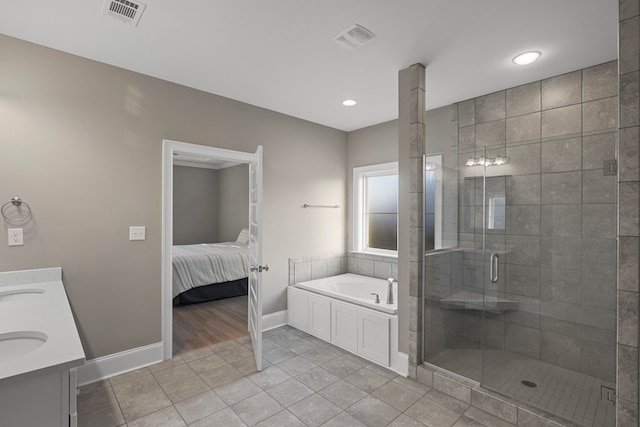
78, 326, 518, 427
428, 348, 616, 427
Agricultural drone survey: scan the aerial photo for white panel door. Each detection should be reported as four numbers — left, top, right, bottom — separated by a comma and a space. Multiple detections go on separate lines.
248, 146, 264, 371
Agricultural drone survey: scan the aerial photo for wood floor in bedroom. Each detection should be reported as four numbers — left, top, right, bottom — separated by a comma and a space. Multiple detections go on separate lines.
173, 295, 249, 356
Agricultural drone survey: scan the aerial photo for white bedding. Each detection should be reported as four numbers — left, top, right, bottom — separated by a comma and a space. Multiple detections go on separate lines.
172, 242, 250, 298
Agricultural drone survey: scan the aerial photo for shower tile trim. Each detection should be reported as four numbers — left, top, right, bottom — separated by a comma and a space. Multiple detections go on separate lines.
417, 362, 587, 427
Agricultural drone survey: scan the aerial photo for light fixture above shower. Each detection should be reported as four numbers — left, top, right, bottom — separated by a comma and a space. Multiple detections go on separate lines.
512, 51, 541, 65
493, 154, 508, 165
465, 154, 508, 167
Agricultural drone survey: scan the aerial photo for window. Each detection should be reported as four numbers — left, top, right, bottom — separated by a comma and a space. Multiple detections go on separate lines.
353, 162, 398, 255
488, 195, 506, 230
425, 168, 436, 251
425, 154, 443, 251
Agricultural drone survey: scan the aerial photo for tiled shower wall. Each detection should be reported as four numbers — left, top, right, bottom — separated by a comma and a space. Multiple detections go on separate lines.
448, 61, 619, 382
422, 250, 465, 360
617, 0, 640, 422
288, 252, 398, 286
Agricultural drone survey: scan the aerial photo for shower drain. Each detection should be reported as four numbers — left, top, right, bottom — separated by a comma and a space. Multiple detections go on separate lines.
521, 380, 538, 388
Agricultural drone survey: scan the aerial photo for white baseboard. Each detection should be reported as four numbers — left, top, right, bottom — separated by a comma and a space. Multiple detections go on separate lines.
262, 310, 287, 331
78, 311, 287, 386
76, 342, 163, 386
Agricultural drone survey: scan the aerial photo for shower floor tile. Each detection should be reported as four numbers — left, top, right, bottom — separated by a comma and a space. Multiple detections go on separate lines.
428, 348, 616, 427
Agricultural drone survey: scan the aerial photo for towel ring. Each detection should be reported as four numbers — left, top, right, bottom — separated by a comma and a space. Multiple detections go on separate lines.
1, 197, 32, 222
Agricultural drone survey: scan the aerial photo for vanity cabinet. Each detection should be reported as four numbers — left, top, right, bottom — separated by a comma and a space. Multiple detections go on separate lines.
288, 286, 393, 367
0, 267, 84, 427
0, 367, 78, 427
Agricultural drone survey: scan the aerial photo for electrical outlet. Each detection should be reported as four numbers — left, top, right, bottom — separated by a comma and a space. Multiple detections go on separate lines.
129, 226, 146, 241
8, 228, 23, 246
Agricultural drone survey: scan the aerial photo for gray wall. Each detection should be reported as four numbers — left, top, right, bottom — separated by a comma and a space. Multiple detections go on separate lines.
0, 34, 347, 359
173, 164, 249, 245
346, 120, 398, 252
173, 166, 219, 245
218, 164, 249, 243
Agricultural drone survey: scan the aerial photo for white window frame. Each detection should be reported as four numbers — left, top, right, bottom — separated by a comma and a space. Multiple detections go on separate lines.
353, 161, 399, 257
425, 154, 443, 250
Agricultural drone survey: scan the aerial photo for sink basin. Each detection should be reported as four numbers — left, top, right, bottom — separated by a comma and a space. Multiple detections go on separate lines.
0, 331, 48, 363
0, 288, 45, 302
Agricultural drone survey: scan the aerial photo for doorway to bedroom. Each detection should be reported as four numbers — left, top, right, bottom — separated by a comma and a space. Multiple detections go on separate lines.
162, 140, 265, 370
171, 158, 250, 355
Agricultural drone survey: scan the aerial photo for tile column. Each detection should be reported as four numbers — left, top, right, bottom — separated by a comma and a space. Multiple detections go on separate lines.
398, 63, 425, 378
618, 0, 640, 424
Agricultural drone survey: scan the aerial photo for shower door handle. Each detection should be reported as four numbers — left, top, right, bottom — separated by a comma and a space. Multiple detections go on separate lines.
490, 253, 499, 283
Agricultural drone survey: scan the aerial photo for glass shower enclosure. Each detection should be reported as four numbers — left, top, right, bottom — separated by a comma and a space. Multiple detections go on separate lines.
423, 114, 617, 427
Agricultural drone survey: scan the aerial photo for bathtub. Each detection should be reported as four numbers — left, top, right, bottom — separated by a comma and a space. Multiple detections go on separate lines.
296, 273, 398, 315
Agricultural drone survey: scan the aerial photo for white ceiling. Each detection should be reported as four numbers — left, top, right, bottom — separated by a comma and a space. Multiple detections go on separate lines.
0, 0, 618, 132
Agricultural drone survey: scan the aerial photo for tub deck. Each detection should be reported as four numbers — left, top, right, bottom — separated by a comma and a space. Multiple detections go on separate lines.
296, 273, 397, 315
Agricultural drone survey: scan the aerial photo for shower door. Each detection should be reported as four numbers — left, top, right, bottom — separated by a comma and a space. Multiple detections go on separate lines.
479, 143, 618, 426
475, 145, 510, 386
424, 90, 617, 426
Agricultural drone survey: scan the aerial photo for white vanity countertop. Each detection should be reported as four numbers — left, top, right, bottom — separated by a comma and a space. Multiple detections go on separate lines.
0, 267, 85, 382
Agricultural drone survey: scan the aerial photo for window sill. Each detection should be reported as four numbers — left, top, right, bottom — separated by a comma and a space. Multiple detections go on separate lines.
350, 250, 398, 260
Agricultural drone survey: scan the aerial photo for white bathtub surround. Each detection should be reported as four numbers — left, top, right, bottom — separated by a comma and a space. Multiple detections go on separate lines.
0, 267, 85, 427
288, 273, 407, 376
296, 273, 397, 314
288, 252, 398, 286
289, 253, 348, 285
348, 251, 399, 280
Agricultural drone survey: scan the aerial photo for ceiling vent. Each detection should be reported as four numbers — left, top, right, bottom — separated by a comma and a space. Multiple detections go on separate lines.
102, 0, 146, 27
334, 24, 376, 50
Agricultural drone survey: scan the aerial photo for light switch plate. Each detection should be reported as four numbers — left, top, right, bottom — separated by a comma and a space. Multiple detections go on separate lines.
129, 226, 146, 241
8, 228, 23, 246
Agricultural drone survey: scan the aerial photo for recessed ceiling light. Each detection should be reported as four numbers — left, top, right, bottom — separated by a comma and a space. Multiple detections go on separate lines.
342, 99, 357, 107
512, 51, 541, 65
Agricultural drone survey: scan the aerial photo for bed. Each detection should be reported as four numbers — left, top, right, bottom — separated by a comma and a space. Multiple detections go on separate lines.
172, 230, 251, 305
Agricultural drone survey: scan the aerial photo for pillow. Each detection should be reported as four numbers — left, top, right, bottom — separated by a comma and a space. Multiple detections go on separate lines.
236, 228, 250, 244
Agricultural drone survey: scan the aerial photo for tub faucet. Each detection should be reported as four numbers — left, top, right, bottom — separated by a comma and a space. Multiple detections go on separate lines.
386, 278, 394, 305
